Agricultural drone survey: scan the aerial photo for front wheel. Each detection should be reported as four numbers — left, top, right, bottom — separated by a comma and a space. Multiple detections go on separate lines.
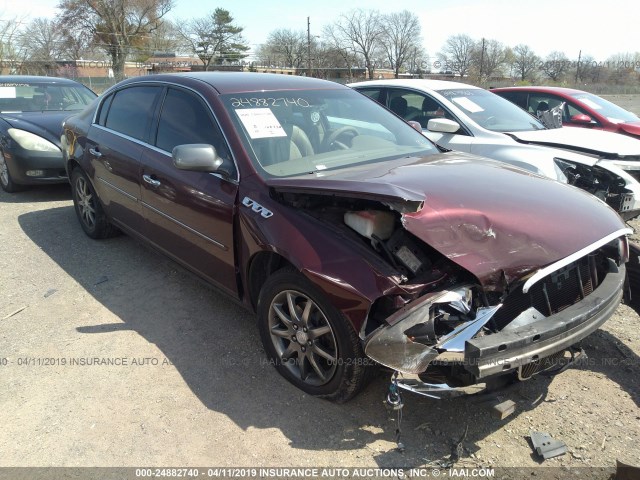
257, 268, 370, 402
0, 148, 24, 193
71, 167, 119, 239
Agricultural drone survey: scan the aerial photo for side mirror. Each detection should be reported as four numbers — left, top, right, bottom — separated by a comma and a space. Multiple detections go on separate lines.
173, 144, 224, 173
570, 113, 593, 124
427, 118, 460, 134
407, 120, 423, 132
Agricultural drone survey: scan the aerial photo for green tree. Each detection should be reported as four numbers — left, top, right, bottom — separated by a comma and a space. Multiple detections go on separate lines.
178, 8, 249, 70
57, 0, 174, 81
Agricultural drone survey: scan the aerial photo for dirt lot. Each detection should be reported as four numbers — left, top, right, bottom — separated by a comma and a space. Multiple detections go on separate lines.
601, 94, 640, 115
2, 98, 640, 478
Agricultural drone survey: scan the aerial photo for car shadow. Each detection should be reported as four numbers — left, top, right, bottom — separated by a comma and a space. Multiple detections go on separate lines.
21, 205, 620, 467
578, 328, 640, 408
0, 183, 71, 203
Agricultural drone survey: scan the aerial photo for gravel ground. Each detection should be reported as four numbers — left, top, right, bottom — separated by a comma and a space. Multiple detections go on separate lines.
1, 184, 638, 479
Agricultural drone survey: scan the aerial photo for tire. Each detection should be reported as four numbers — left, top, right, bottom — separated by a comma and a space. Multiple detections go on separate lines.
71, 167, 119, 239
0, 148, 24, 193
624, 241, 640, 308
257, 268, 369, 402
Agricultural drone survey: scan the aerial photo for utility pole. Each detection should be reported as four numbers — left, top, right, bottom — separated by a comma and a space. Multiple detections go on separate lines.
575, 49, 582, 83
479, 37, 485, 82
307, 16, 312, 77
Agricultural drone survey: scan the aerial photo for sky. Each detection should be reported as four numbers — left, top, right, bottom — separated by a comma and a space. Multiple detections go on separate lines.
2, 0, 639, 62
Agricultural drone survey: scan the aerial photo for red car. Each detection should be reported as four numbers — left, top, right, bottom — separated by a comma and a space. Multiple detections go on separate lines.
491, 86, 640, 139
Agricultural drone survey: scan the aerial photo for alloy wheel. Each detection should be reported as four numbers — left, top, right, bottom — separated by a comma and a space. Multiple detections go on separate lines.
268, 289, 338, 386
75, 175, 96, 229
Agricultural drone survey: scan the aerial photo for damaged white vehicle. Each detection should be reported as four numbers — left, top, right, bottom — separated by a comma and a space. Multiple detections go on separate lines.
350, 79, 640, 221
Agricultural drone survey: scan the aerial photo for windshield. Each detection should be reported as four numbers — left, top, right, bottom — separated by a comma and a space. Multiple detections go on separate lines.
0, 81, 96, 113
437, 88, 545, 132
570, 92, 639, 123
221, 89, 438, 178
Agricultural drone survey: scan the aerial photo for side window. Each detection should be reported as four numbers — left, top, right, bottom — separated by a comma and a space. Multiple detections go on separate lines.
496, 91, 528, 110
388, 89, 455, 130
357, 88, 384, 104
96, 93, 113, 126
566, 102, 597, 124
528, 94, 563, 114
155, 88, 233, 173
104, 86, 161, 141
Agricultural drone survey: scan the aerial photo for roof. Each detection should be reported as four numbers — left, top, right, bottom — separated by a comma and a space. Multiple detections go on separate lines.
491, 86, 584, 95
0, 75, 84, 85
141, 72, 349, 94
349, 79, 482, 91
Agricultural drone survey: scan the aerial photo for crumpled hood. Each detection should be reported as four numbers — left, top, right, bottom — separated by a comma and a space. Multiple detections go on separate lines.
267, 153, 626, 289
507, 127, 640, 158
1, 111, 70, 147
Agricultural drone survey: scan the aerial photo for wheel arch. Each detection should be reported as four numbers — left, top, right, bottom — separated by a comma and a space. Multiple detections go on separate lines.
246, 250, 295, 311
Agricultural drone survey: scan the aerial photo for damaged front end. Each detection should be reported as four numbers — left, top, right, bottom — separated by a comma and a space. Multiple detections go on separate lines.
365, 232, 629, 397
266, 154, 631, 398
554, 157, 640, 221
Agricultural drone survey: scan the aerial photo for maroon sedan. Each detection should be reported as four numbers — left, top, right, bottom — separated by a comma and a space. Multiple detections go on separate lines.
62, 73, 629, 402
492, 86, 640, 138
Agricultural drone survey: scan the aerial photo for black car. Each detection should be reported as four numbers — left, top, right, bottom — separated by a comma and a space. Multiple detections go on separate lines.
0, 75, 96, 192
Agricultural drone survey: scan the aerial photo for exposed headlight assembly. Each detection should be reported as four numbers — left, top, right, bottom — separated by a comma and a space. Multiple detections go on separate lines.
364, 286, 501, 374
8, 128, 59, 152
553, 158, 574, 183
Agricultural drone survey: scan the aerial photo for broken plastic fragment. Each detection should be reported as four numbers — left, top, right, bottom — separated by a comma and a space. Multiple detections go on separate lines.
530, 431, 567, 459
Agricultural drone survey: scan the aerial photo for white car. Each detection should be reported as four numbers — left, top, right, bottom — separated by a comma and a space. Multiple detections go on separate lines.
349, 79, 640, 220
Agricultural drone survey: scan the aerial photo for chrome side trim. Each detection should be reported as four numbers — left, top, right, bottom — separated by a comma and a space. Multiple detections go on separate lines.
522, 228, 632, 293
97, 177, 138, 201
140, 201, 228, 251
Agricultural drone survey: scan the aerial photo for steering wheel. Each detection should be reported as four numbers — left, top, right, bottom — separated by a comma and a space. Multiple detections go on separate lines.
322, 126, 359, 151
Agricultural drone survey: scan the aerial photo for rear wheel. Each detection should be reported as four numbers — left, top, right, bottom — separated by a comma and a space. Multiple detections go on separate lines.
257, 268, 369, 402
0, 149, 23, 193
71, 167, 118, 239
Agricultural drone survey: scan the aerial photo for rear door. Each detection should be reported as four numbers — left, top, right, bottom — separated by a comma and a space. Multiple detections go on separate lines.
87, 85, 162, 232
139, 86, 239, 295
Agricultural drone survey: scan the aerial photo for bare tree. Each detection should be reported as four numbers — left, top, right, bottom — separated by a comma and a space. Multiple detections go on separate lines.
471, 38, 509, 82
258, 29, 307, 69
58, 20, 96, 62
18, 18, 66, 74
511, 44, 540, 82
438, 34, 474, 77
541, 51, 570, 82
604, 52, 640, 85
0, 16, 25, 73
177, 8, 249, 70
57, 0, 174, 81
321, 23, 359, 82
331, 9, 383, 80
143, 20, 182, 57
575, 55, 602, 83
379, 10, 423, 78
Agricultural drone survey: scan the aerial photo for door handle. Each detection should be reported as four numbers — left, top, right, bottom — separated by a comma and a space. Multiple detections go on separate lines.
142, 174, 161, 187
89, 147, 102, 158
